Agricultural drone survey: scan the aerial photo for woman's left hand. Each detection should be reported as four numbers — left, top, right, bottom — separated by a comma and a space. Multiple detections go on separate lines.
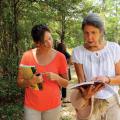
43, 72, 60, 81
94, 76, 110, 83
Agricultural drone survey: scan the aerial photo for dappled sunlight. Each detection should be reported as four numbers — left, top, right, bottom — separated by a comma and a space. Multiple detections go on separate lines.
60, 66, 77, 120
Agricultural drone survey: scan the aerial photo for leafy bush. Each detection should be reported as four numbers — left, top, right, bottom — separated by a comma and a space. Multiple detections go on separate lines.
0, 101, 23, 120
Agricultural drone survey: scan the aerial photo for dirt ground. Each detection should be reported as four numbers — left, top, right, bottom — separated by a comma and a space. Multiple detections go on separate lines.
60, 65, 77, 120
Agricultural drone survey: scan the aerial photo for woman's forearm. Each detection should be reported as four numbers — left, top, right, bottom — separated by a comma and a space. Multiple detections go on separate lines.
108, 75, 120, 85
56, 76, 69, 88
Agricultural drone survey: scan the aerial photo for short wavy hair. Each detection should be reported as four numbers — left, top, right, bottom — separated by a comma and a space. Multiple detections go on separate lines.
82, 13, 104, 32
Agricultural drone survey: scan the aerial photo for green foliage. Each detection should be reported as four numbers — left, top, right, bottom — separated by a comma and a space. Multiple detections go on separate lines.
0, 0, 120, 118
0, 101, 23, 120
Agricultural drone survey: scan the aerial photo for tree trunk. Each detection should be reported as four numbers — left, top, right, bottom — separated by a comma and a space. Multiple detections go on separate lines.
12, 0, 19, 56
60, 13, 66, 43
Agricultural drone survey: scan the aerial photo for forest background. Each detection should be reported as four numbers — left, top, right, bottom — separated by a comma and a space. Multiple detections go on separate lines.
0, 0, 120, 119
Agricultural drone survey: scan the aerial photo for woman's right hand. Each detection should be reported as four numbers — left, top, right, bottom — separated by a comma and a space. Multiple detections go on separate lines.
22, 74, 43, 88
30, 74, 43, 85
17, 67, 43, 88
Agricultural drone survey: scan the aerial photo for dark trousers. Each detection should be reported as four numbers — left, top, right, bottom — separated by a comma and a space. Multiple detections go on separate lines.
62, 68, 71, 98
68, 68, 71, 80
62, 87, 66, 98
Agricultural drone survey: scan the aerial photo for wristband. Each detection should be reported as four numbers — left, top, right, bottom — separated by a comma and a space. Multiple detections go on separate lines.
106, 76, 111, 84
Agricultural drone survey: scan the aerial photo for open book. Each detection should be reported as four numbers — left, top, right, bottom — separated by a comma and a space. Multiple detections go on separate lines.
71, 80, 120, 105
19, 65, 42, 90
71, 80, 104, 89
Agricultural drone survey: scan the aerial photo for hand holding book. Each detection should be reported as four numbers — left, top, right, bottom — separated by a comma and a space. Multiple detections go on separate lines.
19, 65, 43, 90
71, 80, 105, 100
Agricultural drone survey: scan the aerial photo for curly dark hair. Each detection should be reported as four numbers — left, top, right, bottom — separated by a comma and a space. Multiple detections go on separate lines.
31, 24, 50, 43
